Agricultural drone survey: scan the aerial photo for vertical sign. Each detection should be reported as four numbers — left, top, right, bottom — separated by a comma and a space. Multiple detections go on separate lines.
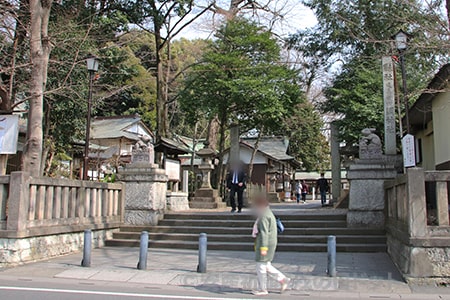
0, 115, 19, 154
402, 134, 416, 168
382, 56, 397, 155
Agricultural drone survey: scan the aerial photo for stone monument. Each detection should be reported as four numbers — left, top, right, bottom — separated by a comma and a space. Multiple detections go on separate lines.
189, 147, 226, 209
118, 137, 168, 225
266, 170, 280, 203
347, 128, 397, 228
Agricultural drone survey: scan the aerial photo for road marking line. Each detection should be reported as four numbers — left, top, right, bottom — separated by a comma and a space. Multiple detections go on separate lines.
0, 286, 254, 300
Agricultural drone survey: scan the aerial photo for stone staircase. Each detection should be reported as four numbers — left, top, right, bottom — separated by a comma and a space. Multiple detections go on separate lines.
105, 212, 387, 252
189, 189, 227, 209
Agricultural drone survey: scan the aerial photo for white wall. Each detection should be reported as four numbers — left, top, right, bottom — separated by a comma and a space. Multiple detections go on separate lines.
432, 91, 450, 168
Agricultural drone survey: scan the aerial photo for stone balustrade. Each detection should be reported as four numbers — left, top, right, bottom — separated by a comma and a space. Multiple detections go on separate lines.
385, 168, 450, 279
0, 172, 124, 238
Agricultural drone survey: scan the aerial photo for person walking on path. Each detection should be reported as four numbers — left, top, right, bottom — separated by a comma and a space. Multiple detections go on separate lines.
295, 181, 302, 204
301, 180, 309, 203
316, 173, 329, 207
251, 196, 290, 296
226, 164, 246, 213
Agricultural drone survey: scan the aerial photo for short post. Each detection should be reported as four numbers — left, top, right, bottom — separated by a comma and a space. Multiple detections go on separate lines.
327, 235, 337, 277
81, 229, 92, 267
197, 232, 207, 273
137, 231, 149, 270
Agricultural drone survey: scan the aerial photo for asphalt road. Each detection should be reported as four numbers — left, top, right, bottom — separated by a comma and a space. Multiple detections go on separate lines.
1, 275, 450, 300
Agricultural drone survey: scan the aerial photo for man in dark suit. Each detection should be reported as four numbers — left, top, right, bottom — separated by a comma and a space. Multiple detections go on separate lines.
226, 165, 247, 213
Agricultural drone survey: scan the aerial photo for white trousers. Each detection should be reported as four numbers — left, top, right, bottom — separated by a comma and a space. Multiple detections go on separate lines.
256, 262, 286, 291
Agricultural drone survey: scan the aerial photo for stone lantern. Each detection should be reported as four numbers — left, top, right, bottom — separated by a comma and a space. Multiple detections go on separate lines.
189, 146, 226, 209
196, 147, 215, 189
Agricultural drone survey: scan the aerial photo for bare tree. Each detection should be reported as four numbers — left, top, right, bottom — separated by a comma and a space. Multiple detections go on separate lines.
22, 0, 53, 176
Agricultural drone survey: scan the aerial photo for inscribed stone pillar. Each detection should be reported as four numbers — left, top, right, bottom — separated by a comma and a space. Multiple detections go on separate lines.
382, 56, 397, 155
230, 124, 240, 165
330, 122, 341, 204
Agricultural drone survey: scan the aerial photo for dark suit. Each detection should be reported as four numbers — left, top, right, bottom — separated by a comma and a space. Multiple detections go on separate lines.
226, 170, 246, 211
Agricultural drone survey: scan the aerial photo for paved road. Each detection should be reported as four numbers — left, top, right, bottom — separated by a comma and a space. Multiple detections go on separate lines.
1, 276, 450, 300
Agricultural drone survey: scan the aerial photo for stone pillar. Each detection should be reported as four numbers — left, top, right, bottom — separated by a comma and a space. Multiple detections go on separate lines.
405, 168, 427, 237
182, 170, 189, 193
347, 128, 398, 228
347, 163, 397, 228
230, 124, 240, 165
118, 144, 168, 225
6, 172, 31, 232
382, 56, 397, 155
330, 122, 341, 204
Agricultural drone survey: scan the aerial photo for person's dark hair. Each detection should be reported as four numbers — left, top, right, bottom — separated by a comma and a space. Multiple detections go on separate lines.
320, 173, 325, 177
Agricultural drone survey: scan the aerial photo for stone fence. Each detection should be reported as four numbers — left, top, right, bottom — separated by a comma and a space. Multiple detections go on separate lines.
0, 172, 124, 266
385, 168, 450, 279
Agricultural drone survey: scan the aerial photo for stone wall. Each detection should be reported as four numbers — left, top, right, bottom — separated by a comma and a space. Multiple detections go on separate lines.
385, 169, 450, 280
0, 228, 117, 268
387, 234, 450, 279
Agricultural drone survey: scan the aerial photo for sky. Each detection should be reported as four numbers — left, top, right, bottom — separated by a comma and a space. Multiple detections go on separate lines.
177, 0, 318, 40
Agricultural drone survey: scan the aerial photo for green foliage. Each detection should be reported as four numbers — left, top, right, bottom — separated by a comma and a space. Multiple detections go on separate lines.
289, 0, 449, 145
180, 19, 302, 134
283, 102, 330, 171
322, 58, 384, 144
179, 18, 329, 170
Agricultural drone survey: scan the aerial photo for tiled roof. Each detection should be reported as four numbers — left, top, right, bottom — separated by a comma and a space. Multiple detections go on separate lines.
241, 136, 294, 161
91, 115, 148, 141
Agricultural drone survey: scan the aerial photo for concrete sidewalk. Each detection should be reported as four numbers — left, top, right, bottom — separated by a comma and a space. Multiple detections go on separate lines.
0, 247, 410, 294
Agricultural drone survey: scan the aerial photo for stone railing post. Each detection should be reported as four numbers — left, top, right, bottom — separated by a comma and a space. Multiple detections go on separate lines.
119, 182, 126, 223
6, 172, 31, 232
406, 168, 427, 237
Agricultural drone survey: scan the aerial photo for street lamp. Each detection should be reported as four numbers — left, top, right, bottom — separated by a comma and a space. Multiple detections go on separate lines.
83, 56, 99, 180
393, 29, 410, 134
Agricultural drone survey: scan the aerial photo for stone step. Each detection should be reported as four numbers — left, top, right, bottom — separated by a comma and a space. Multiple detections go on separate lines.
194, 189, 219, 198
157, 219, 348, 228
189, 202, 227, 209
112, 232, 387, 244
105, 239, 387, 252
164, 213, 347, 221
188, 197, 222, 203
119, 225, 385, 236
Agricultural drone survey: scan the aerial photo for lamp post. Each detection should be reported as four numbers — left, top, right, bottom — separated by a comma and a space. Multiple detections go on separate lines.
394, 30, 410, 134
83, 56, 99, 180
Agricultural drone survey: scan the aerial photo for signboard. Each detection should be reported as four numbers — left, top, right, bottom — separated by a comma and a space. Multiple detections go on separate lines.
165, 159, 180, 181
402, 134, 416, 168
0, 115, 19, 154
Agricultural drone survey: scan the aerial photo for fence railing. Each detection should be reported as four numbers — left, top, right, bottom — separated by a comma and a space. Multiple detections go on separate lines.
425, 171, 450, 227
1, 172, 125, 238
385, 168, 450, 238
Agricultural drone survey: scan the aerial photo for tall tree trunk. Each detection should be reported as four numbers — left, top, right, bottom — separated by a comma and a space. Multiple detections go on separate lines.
22, 0, 53, 177
155, 29, 168, 139
206, 115, 219, 151
214, 109, 227, 191
248, 128, 263, 182
447, 0, 450, 30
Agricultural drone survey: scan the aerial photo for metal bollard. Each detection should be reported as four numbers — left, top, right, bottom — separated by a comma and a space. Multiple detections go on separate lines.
137, 231, 149, 270
81, 229, 92, 267
327, 235, 337, 277
197, 233, 207, 273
